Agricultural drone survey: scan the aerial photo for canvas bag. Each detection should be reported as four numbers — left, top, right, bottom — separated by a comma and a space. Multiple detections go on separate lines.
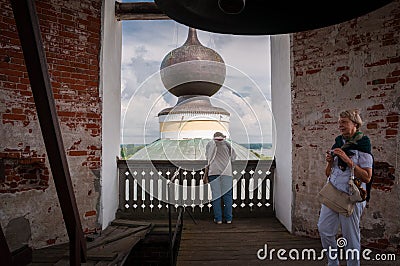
318, 156, 368, 216
317, 181, 355, 217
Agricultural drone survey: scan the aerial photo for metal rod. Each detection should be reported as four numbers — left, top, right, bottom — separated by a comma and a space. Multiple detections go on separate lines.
171, 207, 183, 249
168, 167, 180, 266
168, 180, 173, 266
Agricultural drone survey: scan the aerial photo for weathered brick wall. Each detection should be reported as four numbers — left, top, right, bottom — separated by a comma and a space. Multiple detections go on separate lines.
291, 0, 400, 253
0, 0, 102, 248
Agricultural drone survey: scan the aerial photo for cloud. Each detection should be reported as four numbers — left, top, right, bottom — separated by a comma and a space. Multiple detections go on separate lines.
211, 88, 273, 144
121, 47, 161, 101
121, 89, 172, 144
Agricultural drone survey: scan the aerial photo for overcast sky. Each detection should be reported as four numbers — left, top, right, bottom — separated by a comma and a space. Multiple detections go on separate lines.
120, 6, 273, 145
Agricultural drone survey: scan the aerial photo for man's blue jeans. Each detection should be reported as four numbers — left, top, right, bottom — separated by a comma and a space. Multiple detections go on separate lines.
208, 175, 233, 222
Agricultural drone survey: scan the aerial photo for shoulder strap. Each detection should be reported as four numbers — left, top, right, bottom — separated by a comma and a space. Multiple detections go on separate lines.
366, 153, 374, 202
225, 141, 232, 154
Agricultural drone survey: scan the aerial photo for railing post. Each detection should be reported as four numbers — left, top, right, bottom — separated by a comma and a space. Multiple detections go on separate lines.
118, 161, 127, 212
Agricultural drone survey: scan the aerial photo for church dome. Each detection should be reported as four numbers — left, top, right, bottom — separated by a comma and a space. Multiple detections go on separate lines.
158, 95, 230, 116
129, 138, 260, 161
160, 28, 226, 97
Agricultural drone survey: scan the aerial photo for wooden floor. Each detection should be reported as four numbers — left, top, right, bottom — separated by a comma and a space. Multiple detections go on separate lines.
26, 216, 399, 265
28, 219, 154, 265
177, 217, 400, 266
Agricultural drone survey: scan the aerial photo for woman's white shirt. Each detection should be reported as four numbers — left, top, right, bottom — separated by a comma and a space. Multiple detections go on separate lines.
329, 150, 373, 194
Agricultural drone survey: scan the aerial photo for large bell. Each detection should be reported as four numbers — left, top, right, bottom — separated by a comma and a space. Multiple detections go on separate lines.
154, 0, 393, 35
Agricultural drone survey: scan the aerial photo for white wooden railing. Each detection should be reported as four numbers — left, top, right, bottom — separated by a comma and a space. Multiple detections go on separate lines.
117, 160, 275, 218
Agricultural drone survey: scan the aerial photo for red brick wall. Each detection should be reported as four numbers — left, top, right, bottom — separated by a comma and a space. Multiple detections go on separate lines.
0, 0, 102, 247
291, 0, 400, 253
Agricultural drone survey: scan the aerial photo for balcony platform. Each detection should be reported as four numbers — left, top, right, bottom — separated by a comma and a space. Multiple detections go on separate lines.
26, 216, 399, 265
28, 219, 154, 265
177, 217, 398, 266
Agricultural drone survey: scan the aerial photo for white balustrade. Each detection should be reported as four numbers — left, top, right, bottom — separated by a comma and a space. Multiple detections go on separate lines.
118, 161, 274, 215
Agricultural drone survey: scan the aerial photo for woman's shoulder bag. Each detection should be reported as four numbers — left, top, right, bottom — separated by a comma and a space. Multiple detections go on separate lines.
317, 165, 365, 216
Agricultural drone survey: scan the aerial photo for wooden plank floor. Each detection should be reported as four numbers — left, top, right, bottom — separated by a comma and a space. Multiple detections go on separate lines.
28, 219, 154, 266
177, 217, 400, 266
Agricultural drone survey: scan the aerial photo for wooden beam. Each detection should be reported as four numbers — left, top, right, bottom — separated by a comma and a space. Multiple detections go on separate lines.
11, 245, 32, 266
115, 2, 170, 20
0, 224, 12, 266
9, 0, 87, 264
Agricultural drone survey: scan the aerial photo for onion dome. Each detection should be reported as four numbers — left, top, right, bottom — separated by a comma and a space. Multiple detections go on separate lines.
158, 95, 229, 116
160, 27, 226, 97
